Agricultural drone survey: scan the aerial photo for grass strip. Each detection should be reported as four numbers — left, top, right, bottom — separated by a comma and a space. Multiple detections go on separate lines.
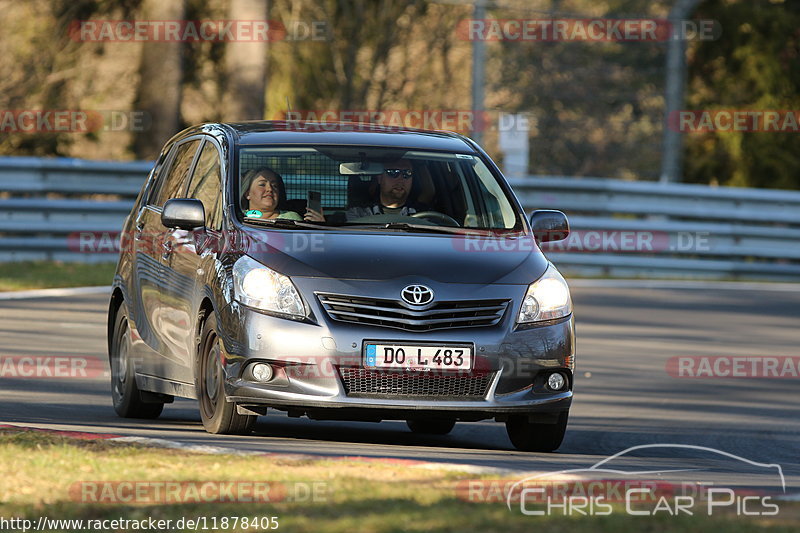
0, 430, 796, 532
0, 261, 115, 291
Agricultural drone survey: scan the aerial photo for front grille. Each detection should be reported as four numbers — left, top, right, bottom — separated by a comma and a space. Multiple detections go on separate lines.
338, 367, 493, 399
317, 293, 509, 332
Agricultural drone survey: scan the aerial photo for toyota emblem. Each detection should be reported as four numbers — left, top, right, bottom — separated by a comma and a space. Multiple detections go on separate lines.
401, 285, 434, 305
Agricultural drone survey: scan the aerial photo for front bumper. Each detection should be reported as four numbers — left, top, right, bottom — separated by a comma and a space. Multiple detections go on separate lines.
217, 279, 575, 421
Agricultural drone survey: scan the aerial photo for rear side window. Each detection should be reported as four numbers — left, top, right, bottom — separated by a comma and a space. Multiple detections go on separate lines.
151, 139, 200, 207
186, 141, 223, 230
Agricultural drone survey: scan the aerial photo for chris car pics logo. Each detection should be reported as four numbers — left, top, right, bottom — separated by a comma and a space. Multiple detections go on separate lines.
504, 444, 785, 517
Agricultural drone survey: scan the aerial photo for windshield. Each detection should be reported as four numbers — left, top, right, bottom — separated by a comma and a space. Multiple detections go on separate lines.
236, 145, 522, 233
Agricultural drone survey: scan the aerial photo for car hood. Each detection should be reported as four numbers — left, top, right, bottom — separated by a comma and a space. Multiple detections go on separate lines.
240, 228, 549, 285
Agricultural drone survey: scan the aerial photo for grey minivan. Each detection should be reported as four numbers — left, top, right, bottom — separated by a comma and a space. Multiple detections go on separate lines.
108, 121, 575, 452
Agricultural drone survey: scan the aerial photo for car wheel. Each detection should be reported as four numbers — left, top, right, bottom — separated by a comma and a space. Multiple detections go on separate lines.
406, 418, 456, 435
110, 301, 164, 419
505, 411, 568, 452
196, 312, 255, 435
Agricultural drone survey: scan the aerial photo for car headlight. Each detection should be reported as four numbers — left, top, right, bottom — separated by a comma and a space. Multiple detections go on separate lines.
232, 255, 306, 319
517, 264, 572, 323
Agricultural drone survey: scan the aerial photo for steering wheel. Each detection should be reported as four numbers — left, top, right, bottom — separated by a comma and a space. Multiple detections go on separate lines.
411, 211, 460, 227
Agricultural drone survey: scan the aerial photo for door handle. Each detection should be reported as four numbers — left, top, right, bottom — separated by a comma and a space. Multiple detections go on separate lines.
133, 208, 147, 239
161, 240, 173, 261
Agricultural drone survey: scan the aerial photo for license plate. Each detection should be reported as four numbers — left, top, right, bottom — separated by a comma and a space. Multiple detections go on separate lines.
364, 343, 473, 371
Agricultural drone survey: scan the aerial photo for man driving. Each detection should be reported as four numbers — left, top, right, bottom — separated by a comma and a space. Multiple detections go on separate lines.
347, 159, 426, 219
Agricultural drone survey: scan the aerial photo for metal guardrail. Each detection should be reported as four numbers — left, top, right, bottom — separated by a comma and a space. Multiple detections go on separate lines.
0, 158, 147, 263
508, 176, 800, 280
2, 157, 800, 279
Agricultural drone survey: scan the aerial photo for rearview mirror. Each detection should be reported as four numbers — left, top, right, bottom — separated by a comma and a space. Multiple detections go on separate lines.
529, 210, 569, 243
339, 161, 385, 175
162, 198, 205, 230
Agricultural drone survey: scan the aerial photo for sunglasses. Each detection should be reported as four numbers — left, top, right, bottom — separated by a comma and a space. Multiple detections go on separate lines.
384, 168, 413, 179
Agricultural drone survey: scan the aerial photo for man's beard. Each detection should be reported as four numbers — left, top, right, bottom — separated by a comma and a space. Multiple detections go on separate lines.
387, 187, 407, 202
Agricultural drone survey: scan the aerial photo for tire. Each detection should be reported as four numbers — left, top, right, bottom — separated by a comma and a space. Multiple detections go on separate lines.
505, 411, 569, 452
406, 418, 456, 435
110, 301, 164, 419
196, 311, 255, 435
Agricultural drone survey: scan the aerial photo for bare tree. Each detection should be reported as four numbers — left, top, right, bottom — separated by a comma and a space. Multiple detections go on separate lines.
132, 0, 185, 159
273, 0, 427, 112
222, 0, 269, 120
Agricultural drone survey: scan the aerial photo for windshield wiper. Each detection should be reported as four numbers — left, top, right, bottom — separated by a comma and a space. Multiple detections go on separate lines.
244, 217, 333, 230
344, 222, 484, 235
385, 222, 465, 234
247, 218, 520, 236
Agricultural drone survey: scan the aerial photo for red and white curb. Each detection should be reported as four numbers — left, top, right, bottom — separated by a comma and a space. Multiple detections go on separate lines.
0, 423, 511, 475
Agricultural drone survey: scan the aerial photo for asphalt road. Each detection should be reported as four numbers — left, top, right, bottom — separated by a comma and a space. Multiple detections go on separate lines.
1, 282, 798, 495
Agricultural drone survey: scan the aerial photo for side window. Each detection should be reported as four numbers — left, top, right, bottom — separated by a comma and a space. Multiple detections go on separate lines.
142, 142, 175, 206
186, 141, 223, 230
151, 139, 201, 207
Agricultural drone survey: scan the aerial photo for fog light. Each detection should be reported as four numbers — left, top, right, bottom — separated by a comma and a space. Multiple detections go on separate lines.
547, 372, 567, 391
251, 363, 274, 382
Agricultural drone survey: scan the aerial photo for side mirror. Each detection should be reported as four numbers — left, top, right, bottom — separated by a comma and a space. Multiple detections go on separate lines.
162, 198, 205, 230
529, 210, 569, 243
